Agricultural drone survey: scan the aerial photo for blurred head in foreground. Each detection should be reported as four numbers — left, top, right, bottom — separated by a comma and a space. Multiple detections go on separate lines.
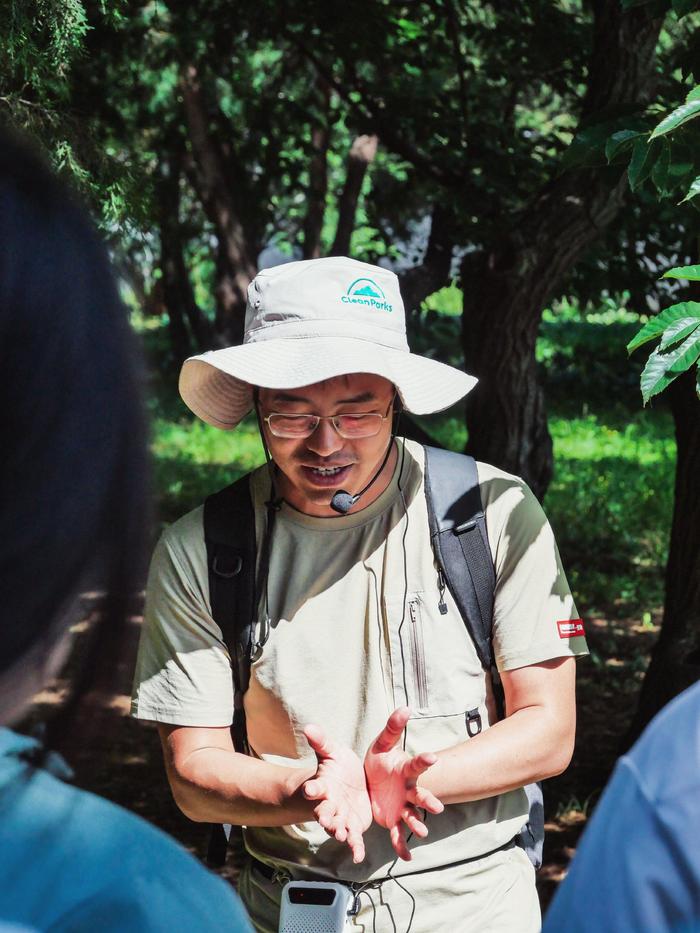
0, 128, 149, 745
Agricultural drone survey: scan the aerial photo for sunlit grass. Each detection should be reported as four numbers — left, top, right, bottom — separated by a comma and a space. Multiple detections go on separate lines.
152, 414, 263, 466
549, 412, 675, 464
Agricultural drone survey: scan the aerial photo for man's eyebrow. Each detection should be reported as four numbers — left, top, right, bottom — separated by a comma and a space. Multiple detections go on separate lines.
270, 392, 312, 404
270, 391, 378, 405
336, 392, 377, 405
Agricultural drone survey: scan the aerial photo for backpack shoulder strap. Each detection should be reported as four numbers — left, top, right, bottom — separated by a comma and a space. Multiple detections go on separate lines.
203, 473, 257, 755
424, 446, 545, 870
423, 445, 496, 672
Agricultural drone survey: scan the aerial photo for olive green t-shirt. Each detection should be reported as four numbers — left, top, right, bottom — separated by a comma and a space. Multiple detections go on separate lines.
132, 439, 587, 881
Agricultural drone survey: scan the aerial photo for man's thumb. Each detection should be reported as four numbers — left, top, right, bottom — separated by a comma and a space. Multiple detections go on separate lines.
303, 723, 335, 759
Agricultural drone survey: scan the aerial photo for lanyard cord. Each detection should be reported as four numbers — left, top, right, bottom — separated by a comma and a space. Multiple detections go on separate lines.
251, 395, 282, 661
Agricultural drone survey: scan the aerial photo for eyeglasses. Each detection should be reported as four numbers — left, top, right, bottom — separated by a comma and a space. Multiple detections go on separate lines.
263, 399, 394, 439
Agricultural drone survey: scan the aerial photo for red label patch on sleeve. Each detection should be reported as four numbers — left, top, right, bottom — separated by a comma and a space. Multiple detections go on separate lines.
557, 619, 585, 639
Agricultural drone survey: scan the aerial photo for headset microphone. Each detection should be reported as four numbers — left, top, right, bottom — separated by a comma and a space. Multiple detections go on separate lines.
329, 439, 395, 515
329, 490, 358, 514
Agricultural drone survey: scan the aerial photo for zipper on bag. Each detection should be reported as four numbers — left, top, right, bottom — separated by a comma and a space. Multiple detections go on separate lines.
437, 568, 448, 615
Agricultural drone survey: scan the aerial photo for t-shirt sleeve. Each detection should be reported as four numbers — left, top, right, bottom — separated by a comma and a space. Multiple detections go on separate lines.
482, 469, 588, 672
130, 509, 235, 726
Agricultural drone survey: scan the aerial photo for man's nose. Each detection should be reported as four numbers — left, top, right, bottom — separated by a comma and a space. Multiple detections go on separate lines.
305, 418, 344, 456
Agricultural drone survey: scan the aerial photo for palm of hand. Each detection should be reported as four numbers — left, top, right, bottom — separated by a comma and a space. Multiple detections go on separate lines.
302, 724, 371, 863
364, 745, 412, 828
316, 747, 372, 829
363, 707, 444, 860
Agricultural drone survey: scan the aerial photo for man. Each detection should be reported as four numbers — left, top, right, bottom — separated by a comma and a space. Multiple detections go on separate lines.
132, 256, 588, 932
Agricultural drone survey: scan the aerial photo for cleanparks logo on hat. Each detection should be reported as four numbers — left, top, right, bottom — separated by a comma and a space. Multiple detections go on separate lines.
341, 277, 393, 312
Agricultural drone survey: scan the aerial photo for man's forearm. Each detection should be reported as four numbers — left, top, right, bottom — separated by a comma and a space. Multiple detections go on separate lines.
167, 745, 317, 826
418, 705, 575, 805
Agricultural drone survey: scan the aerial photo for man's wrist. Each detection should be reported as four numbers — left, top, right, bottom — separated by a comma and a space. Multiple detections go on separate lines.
282, 760, 318, 816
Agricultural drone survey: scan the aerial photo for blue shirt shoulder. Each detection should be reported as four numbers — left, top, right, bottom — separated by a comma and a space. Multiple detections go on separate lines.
543, 683, 700, 933
0, 729, 251, 932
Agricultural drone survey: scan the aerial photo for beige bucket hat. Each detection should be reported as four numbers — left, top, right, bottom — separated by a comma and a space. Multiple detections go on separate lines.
179, 256, 477, 429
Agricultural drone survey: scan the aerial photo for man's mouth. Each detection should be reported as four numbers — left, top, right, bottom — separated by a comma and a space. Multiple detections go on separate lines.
301, 463, 353, 486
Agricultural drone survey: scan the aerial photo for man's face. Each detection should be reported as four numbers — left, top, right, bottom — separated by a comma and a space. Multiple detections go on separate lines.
257, 373, 397, 517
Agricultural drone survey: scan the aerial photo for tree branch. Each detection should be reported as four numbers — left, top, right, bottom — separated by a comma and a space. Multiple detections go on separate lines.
399, 203, 455, 314
157, 142, 213, 362
303, 78, 331, 259
283, 29, 460, 186
179, 62, 256, 342
330, 133, 378, 257
441, 0, 469, 144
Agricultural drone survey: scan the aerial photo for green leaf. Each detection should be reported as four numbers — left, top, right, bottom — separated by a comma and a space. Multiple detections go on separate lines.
563, 117, 647, 171
662, 265, 700, 281
658, 318, 700, 350
605, 129, 646, 163
668, 330, 700, 373
686, 85, 700, 102
681, 176, 700, 203
641, 348, 680, 403
628, 301, 700, 352
650, 99, 700, 140
640, 330, 700, 403
396, 18, 422, 39
651, 140, 671, 194
628, 138, 661, 191
697, 366, 700, 400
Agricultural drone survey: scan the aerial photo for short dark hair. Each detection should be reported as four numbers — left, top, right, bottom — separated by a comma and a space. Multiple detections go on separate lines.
0, 129, 150, 749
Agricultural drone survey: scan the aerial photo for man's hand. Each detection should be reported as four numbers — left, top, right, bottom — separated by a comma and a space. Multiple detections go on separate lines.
302, 724, 372, 864
364, 707, 444, 861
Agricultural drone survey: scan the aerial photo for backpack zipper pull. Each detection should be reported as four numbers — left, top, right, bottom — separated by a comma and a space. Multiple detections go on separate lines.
437, 568, 448, 615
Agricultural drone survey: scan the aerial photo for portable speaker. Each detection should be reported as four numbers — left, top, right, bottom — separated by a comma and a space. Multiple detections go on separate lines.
278, 880, 354, 933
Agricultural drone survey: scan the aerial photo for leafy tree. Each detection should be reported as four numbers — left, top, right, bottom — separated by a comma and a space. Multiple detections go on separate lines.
1, 0, 695, 502
608, 77, 700, 737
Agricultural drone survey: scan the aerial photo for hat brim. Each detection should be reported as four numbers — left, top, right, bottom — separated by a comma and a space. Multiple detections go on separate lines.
179, 337, 478, 429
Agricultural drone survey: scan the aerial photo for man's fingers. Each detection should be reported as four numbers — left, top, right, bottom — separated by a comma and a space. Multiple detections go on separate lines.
347, 828, 366, 864
371, 707, 411, 754
303, 723, 336, 759
401, 807, 428, 838
315, 799, 338, 831
303, 778, 327, 801
404, 751, 437, 780
389, 822, 412, 861
410, 785, 444, 815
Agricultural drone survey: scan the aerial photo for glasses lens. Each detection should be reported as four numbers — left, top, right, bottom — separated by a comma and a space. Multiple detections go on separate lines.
267, 414, 318, 437
335, 414, 382, 438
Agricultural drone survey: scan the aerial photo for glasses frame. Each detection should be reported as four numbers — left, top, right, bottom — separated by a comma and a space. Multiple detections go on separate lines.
262, 396, 395, 440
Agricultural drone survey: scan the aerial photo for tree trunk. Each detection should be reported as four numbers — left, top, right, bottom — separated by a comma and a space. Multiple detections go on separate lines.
330, 134, 378, 257
158, 147, 213, 364
303, 81, 331, 260
460, 2, 662, 499
460, 167, 627, 498
625, 371, 700, 744
399, 204, 455, 314
180, 63, 256, 345
158, 154, 194, 366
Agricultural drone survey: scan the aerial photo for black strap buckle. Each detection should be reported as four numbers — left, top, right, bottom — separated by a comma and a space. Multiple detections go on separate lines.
212, 553, 243, 578
465, 708, 482, 737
